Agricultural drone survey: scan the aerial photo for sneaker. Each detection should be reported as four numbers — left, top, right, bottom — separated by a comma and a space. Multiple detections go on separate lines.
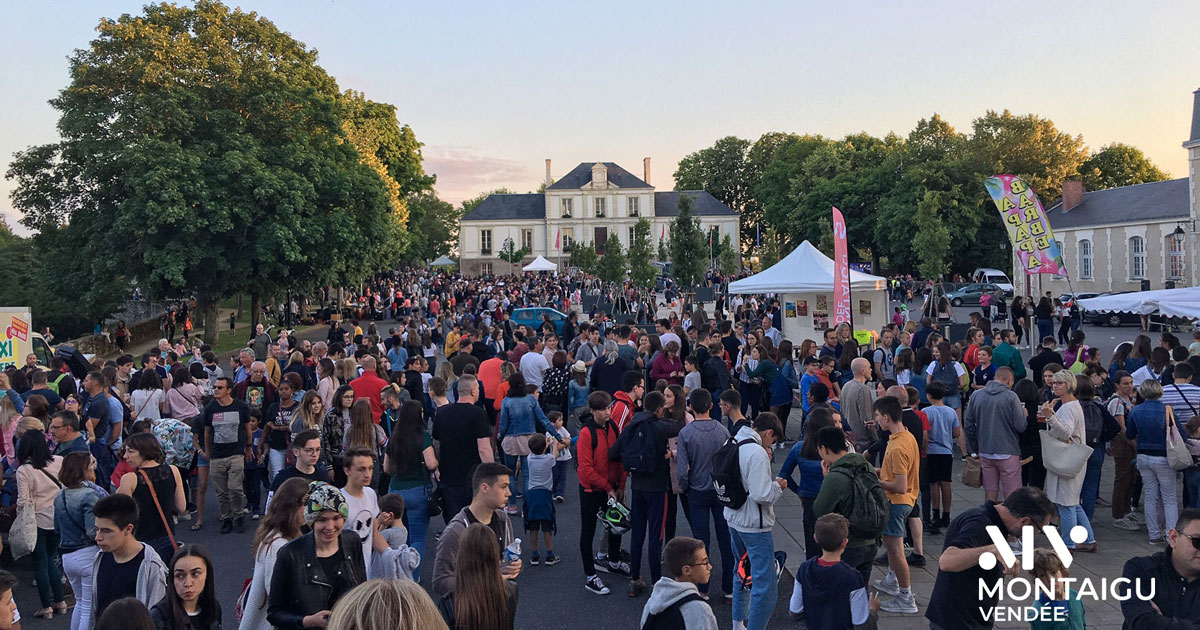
597, 560, 631, 576
234, 516, 246, 533
529, 553, 540, 566
543, 553, 561, 566
594, 552, 608, 563
879, 591, 919, 614
1113, 515, 1143, 531
504, 505, 519, 515
252, 512, 261, 520
584, 575, 610, 595
177, 512, 192, 521
627, 578, 646, 597
906, 553, 926, 567
220, 519, 233, 534
1128, 512, 1146, 524
872, 572, 900, 596
554, 495, 564, 503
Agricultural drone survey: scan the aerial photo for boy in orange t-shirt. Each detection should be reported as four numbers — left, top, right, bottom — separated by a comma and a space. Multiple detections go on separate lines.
872, 395, 920, 614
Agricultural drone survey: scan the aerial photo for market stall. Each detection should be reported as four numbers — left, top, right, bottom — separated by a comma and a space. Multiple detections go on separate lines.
728, 240, 889, 342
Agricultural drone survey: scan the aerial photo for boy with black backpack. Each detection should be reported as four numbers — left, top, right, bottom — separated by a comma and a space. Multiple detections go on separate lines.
613, 390, 677, 597
812, 426, 887, 589
640, 536, 719, 630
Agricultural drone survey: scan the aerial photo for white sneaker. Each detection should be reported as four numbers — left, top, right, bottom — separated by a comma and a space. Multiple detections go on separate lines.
584, 575, 610, 595
1113, 515, 1143, 531
879, 591, 919, 614
873, 572, 900, 596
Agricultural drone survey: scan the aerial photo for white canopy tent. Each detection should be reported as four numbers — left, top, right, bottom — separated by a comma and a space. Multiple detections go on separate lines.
429, 255, 457, 268
1078, 287, 1200, 319
729, 240, 889, 340
522, 255, 558, 272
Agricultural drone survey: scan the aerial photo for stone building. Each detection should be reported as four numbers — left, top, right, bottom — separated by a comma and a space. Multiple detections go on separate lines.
1020, 87, 1200, 297
457, 159, 739, 276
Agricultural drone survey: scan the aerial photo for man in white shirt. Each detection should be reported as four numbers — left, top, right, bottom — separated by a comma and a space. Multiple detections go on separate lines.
521, 338, 550, 388
341, 447, 381, 577
657, 319, 682, 351
761, 316, 782, 347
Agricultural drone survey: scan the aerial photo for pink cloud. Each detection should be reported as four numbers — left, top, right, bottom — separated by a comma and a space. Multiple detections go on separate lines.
423, 146, 540, 207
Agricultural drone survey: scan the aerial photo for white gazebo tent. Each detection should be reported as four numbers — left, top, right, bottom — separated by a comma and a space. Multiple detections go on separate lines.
1078, 287, 1200, 319
522, 255, 558, 272
430, 255, 457, 268
728, 240, 889, 342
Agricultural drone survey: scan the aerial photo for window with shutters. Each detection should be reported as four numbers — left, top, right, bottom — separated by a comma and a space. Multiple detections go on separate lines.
1129, 236, 1145, 280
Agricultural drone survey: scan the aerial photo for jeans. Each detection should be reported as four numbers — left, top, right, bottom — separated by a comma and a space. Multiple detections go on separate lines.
1186, 469, 1200, 510
210, 454, 245, 521
395, 485, 430, 578
1080, 446, 1106, 520
1137, 454, 1178, 540
551, 461, 567, 498
841, 543, 878, 591
630, 489, 667, 582
1037, 318, 1054, 345
63, 546, 97, 630
268, 448, 287, 484
502, 452, 529, 506
1056, 503, 1095, 547
90, 441, 117, 492
32, 528, 64, 607
244, 466, 266, 515
580, 487, 622, 577
687, 489, 734, 596
1111, 435, 1140, 519
801, 496, 819, 559
730, 528, 777, 630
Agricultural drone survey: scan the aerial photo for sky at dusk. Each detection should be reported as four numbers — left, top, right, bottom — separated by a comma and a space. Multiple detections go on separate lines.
2, 1, 1198, 234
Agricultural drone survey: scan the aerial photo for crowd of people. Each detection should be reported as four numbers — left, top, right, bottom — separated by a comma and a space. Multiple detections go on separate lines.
1, 268, 1199, 630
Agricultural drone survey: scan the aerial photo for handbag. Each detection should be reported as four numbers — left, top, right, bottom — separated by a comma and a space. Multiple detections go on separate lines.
961, 455, 983, 488
1165, 406, 1193, 471
10, 468, 61, 559
139, 468, 179, 553
1039, 430, 1093, 478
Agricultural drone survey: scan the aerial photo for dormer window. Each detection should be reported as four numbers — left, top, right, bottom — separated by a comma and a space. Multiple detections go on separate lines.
591, 163, 608, 187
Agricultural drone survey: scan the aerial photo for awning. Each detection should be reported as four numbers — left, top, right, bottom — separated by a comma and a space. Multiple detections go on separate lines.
522, 256, 557, 272
728, 240, 886, 294
430, 255, 457, 267
1078, 287, 1200, 319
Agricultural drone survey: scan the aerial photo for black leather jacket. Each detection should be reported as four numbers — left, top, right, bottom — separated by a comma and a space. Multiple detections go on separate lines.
267, 530, 366, 630
1120, 548, 1200, 629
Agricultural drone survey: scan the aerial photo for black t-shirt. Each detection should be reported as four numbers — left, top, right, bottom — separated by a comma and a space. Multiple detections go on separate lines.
270, 465, 328, 493
925, 502, 1009, 630
463, 508, 507, 559
202, 399, 251, 459
95, 547, 145, 619
431, 403, 492, 486
265, 400, 297, 451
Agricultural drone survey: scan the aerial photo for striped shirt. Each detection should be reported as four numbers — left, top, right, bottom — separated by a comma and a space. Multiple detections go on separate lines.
1160, 382, 1200, 423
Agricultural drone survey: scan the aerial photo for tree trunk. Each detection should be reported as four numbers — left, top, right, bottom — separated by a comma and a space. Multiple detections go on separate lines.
872, 249, 881, 275
250, 292, 261, 332
237, 293, 243, 318
198, 296, 220, 346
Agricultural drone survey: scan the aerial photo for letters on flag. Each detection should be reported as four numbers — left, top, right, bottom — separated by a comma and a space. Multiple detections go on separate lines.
984, 175, 1065, 275
832, 207, 852, 326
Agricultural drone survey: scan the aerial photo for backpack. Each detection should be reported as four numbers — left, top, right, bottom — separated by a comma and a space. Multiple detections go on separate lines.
616, 417, 661, 475
828, 465, 888, 541
640, 593, 705, 630
47, 373, 68, 395
712, 437, 756, 509
152, 418, 197, 468
1079, 400, 1119, 448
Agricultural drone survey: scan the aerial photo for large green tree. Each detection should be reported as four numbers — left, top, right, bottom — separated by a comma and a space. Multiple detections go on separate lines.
1079, 143, 1170, 190
568, 241, 599, 275
669, 194, 707, 290
404, 192, 461, 262
7, 1, 399, 342
597, 235, 627, 284
673, 136, 755, 247
968, 110, 1088, 205
628, 218, 656, 288
912, 190, 952, 279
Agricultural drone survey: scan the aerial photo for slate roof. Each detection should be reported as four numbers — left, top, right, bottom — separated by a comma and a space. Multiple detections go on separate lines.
654, 191, 738, 217
1044, 178, 1190, 230
460, 190, 737, 221
546, 162, 651, 190
460, 193, 545, 221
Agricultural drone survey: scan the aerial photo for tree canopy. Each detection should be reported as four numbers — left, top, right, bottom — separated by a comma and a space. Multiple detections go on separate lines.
1079, 143, 1171, 190
668, 194, 706, 290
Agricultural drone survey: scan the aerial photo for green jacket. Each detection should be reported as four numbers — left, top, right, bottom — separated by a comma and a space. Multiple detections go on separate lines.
812, 451, 876, 548
991, 342, 1026, 381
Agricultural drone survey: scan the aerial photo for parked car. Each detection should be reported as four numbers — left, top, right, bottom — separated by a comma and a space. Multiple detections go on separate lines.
972, 268, 1015, 293
511, 307, 568, 335
946, 283, 1004, 307
1081, 292, 1143, 327
1058, 293, 1101, 307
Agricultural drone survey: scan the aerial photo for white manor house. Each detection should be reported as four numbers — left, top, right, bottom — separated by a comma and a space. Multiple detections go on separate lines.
457, 159, 739, 276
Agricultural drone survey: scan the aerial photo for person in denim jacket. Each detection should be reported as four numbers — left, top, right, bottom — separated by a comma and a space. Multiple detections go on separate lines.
53, 451, 108, 630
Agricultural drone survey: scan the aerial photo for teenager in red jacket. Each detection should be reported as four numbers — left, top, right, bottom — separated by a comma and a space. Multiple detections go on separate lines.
578, 391, 629, 595
610, 371, 644, 433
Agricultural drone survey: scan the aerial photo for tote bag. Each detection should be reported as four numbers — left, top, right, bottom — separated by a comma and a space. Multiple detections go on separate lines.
1165, 406, 1193, 471
1039, 431, 1093, 479
8, 503, 36, 559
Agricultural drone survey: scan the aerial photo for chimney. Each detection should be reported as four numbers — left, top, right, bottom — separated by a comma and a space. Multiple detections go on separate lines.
643, 157, 651, 186
1062, 180, 1083, 212
545, 159, 552, 188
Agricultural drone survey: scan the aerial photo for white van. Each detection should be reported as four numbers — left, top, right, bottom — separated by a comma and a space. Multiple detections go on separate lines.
971, 268, 1014, 293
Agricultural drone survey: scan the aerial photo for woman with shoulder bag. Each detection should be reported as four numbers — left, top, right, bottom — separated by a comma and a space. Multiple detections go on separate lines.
1038, 369, 1097, 552
117, 433, 187, 562
1125, 379, 1179, 544
384, 401, 437, 578
15, 431, 67, 618
55, 450, 108, 630
167, 366, 204, 421
497, 373, 557, 515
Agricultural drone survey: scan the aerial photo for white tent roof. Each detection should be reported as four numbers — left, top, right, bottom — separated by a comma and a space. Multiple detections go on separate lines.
522, 255, 558, 272
728, 240, 886, 294
429, 255, 457, 267
1078, 287, 1200, 319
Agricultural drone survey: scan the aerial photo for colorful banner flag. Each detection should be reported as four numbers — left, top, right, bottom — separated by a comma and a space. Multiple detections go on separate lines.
831, 206, 852, 326
661, 225, 666, 240
984, 174, 1065, 275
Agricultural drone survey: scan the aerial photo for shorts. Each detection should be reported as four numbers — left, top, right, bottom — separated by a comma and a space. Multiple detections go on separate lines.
907, 498, 922, 520
884, 503, 913, 537
943, 393, 962, 409
927, 454, 953, 483
195, 453, 209, 468
525, 519, 556, 534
